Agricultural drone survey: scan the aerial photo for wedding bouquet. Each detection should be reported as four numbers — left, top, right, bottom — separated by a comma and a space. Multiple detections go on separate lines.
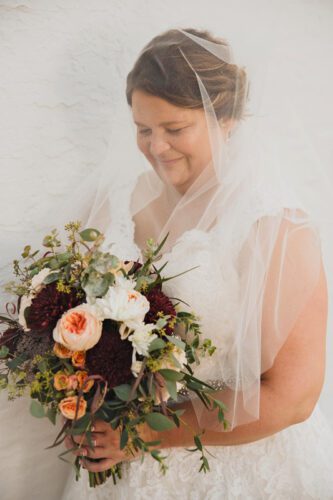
0, 221, 227, 487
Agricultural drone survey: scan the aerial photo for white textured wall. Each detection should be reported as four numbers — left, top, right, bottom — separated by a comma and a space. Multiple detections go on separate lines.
0, 2, 332, 497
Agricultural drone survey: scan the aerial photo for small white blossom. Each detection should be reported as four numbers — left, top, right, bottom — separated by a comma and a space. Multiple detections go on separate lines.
128, 323, 157, 357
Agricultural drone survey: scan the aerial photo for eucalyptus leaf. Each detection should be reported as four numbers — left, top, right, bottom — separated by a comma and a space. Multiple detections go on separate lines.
135, 275, 155, 291
158, 369, 184, 382
148, 338, 166, 352
165, 379, 177, 401
194, 435, 203, 451
145, 412, 176, 431
7, 353, 28, 370
155, 317, 169, 330
120, 428, 129, 450
46, 407, 57, 425
166, 335, 186, 350
113, 384, 133, 401
0, 346, 9, 358
43, 272, 61, 284
21, 245, 31, 258
82, 272, 113, 298
90, 254, 119, 274
30, 400, 45, 418
79, 228, 101, 242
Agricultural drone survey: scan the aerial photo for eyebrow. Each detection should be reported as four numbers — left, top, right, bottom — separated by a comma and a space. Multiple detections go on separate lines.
134, 120, 188, 127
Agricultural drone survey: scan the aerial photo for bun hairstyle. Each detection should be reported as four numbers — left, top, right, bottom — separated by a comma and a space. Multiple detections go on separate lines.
126, 28, 248, 122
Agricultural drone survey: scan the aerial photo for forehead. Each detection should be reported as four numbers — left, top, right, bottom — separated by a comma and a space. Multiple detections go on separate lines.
131, 89, 194, 125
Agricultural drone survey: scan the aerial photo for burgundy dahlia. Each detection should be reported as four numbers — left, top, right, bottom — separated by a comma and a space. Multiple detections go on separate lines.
144, 287, 177, 336
26, 282, 83, 332
86, 320, 134, 389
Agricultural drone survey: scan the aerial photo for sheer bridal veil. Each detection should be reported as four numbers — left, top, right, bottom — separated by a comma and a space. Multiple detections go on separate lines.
1, 24, 333, 431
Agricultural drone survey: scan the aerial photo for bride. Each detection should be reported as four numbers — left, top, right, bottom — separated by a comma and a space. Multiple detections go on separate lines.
59, 27, 333, 499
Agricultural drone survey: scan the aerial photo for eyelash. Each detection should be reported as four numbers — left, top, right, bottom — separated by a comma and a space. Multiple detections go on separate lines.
138, 128, 184, 136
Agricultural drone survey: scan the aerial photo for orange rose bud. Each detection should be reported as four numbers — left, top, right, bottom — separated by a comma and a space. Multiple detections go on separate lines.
53, 342, 73, 359
53, 372, 69, 391
76, 371, 94, 393
71, 351, 86, 368
59, 396, 87, 420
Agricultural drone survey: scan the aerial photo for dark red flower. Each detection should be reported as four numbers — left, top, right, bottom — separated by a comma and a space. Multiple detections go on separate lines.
86, 320, 134, 389
144, 287, 177, 336
26, 283, 83, 332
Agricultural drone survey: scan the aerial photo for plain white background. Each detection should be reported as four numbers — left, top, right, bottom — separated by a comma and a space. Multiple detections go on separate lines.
0, 4, 332, 497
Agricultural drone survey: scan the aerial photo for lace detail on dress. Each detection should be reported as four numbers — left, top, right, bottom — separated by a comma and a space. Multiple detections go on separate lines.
62, 404, 333, 500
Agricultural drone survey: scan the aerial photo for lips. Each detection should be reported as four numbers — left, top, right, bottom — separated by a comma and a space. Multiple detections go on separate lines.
158, 157, 183, 164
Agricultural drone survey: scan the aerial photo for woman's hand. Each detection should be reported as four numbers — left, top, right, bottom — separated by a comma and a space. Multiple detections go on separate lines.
64, 419, 154, 473
64, 420, 136, 472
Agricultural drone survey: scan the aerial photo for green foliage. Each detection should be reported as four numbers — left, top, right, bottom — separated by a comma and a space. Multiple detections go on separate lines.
148, 338, 166, 352
158, 369, 184, 382
165, 335, 186, 350
7, 353, 28, 370
30, 400, 45, 418
79, 228, 101, 242
145, 412, 176, 431
113, 384, 135, 402
0, 346, 9, 358
0, 374, 8, 390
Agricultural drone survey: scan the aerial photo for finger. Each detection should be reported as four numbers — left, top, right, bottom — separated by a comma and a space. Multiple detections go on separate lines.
83, 447, 110, 460
72, 432, 104, 447
81, 457, 117, 473
64, 436, 87, 457
64, 436, 75, 450
90, 421, 109, 433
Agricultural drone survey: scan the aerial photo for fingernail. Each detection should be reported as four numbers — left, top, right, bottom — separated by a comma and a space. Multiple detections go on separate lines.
91, 425, 95, 432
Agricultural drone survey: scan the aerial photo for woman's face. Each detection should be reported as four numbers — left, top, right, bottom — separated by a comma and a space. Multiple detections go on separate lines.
131, 89, 213, 194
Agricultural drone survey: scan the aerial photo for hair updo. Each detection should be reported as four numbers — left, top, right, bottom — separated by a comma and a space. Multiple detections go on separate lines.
126, 28, 248, 122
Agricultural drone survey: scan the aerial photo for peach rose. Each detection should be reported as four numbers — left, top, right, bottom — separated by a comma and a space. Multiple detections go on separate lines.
71, 351, 86, 368
53, 372, 69, 391
59, 396, 87, 420
53, 303, 102, 352
76, 370, 94, 393
53, 342, 73, 359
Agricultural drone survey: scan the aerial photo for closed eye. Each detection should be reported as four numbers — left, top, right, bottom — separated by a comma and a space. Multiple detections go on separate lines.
138, 129, 151, 136
166, 128, 184, 134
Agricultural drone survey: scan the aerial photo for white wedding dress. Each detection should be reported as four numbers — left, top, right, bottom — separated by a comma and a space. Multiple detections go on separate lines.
61, 179, 333, 500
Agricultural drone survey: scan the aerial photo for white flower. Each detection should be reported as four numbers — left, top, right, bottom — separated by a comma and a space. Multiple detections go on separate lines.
160, 345, 187, 371
94, 275, 150, 324
128, 323, 157, 357
154, 344, 187, 403
53, 303, 102, 351
131, 360, 143, 377
18, 268, 52, 331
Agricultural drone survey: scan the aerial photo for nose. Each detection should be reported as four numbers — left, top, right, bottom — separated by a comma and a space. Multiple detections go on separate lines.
149, 133, 171, 157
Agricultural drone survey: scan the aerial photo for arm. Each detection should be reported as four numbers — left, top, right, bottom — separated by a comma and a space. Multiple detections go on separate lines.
67, 260, 327, 471
156, 259, 328, 448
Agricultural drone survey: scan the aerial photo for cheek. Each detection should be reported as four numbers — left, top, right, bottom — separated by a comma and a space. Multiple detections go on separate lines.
137, 138, 152, 160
